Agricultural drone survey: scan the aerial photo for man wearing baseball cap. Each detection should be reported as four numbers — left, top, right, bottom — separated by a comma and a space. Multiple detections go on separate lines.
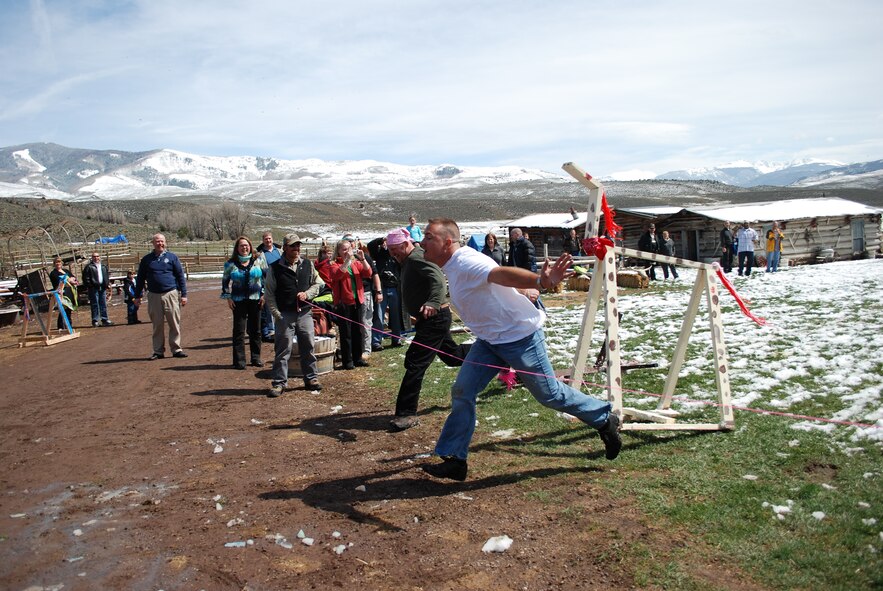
265, 233, 325, 396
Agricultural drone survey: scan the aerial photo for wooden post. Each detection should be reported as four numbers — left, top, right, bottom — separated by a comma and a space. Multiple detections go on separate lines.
562, 163, 602, 239
600, 251, 623, 411
569, 255, 603, 382
659, 268, 706, 409
563, 161, 733, 432
704, 271, 735, 428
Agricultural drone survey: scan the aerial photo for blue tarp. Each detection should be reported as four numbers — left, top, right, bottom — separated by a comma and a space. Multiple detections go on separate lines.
467, 233, 485, 252
96, 234, 128, 244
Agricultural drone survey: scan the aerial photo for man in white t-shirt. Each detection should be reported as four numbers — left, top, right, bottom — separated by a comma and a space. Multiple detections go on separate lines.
419, 218, 622, 481
736, 221, 759, 276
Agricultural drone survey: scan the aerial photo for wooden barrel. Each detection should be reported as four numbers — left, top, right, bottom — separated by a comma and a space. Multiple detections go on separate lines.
288, 334, 336, 377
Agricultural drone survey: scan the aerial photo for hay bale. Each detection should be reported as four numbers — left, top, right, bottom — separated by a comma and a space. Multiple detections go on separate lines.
567, 275, 592, 291
617, 269, 649, 289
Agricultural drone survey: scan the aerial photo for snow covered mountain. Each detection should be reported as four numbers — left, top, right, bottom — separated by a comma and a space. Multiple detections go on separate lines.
790, 160, 883, 189
0, 143, 564, 201
1, 143, 880, 201
656, 158, 847, 187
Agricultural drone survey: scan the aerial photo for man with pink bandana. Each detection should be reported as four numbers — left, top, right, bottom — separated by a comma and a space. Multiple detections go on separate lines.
385, 228, 471, 432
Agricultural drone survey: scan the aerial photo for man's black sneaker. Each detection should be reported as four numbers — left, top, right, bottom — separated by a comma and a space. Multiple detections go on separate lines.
371, 343, 384, 352
354, 359, 369, 367
102, 320, 114, 326
149, 353, 164, 360
422, 457, 468, 481
598, 413, 622, 460
172, 351, 188, 358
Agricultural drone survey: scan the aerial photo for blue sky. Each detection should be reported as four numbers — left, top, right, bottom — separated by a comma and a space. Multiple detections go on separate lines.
1, 0, 881, 178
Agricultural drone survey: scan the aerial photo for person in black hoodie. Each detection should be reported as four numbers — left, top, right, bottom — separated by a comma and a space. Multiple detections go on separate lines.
367, 236, 403, 351
506, 228, 536, 271
719, 221, 735, 273
123, 270, 140, 324
637, 223, 660, 280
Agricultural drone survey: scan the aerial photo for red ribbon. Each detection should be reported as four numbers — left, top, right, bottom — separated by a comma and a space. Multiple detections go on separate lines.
713, 263, 767, 326
583, 174, 623, 241
601, 192, 622, 241
581, 236, 614, 259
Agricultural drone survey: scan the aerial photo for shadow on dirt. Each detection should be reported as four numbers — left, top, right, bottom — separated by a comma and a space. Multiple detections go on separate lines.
269, 405, 452, 440
269, 411, 390, 443
188, 342, 230, 350
258, 428, 711, 531
190, 387, 268, 397
82, 357, 156, 364
161, 364, 233, 371
259, 464, 600, 532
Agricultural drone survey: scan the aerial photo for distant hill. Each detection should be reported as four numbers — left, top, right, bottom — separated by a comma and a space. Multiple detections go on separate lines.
656, 158, 883, 190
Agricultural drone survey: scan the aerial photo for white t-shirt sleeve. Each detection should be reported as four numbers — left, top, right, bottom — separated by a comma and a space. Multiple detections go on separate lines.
445, 248, 543, 344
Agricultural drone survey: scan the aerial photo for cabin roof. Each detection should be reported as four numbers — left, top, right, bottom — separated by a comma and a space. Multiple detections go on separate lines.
505, 212, 588, 229
617, 197, 881, 223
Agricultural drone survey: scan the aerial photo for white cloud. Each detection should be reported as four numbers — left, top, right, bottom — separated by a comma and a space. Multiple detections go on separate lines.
0, 0, 881, 176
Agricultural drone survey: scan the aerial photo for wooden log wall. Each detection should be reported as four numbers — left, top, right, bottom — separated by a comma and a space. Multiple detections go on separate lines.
610, 212, 882, 265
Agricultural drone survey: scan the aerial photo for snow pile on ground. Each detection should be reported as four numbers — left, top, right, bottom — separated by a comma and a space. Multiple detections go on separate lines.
544, 259, 883, 441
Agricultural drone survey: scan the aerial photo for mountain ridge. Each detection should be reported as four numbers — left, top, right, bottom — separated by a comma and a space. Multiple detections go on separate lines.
656, 158, 883, 188
2, 143, 882, 202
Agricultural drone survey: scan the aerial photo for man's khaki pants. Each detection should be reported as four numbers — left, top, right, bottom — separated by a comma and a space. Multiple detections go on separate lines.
147, 290, 182, 355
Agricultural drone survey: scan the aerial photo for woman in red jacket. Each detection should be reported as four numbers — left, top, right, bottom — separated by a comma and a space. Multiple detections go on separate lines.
321, 239, 373, 369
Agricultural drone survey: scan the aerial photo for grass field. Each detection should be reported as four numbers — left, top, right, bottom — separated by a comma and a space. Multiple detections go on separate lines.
372, 258, 883, 590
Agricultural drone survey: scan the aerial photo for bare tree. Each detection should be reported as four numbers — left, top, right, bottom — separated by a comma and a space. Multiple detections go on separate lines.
187, 207, 212, 240
220, 203, 250, 239
206, 206, 225, 241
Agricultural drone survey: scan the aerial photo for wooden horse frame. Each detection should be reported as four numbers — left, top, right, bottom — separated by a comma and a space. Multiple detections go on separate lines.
19, 289, 81, 347
563, 162, 734, 431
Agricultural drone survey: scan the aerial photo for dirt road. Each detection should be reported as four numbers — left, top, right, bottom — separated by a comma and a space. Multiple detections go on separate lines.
0, 281, 753, 590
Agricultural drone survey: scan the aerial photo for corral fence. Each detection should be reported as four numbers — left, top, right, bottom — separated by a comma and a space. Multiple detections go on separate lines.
1, 239, 341, 282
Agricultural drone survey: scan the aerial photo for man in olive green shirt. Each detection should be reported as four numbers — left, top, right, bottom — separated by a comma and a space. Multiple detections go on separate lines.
385, 228, 471, 431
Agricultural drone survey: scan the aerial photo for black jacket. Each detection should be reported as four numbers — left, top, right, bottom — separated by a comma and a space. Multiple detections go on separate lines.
507, 238, 537, 272
82, 262, 111, 290
638, 231, 659, 253
367, 238, 402, 288
720, 228, 734, 252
